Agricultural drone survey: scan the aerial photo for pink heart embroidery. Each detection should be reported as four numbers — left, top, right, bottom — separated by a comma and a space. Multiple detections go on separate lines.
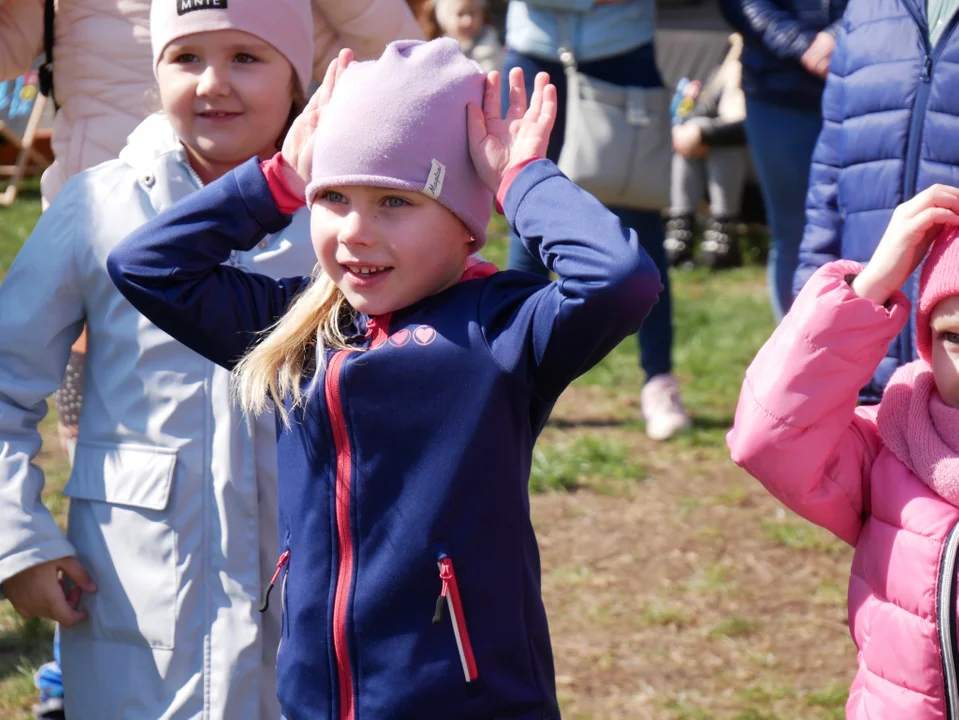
413, 325, 436, 346
389, 329, 412, 347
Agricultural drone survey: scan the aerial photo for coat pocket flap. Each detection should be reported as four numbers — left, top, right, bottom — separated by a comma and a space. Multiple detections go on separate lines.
63, 441, 177, 511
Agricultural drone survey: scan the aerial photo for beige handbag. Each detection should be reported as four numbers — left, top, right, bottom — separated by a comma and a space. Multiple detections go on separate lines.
556, 31, 672, 211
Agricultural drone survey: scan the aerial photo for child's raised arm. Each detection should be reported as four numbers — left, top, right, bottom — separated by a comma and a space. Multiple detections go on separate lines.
108, 51, 354, 370
728, 185, 959, 544
107, 162, 311, 370
467, 69, 663, 400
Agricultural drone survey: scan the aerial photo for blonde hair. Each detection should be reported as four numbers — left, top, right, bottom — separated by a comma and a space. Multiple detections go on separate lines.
233, 270, 358, 426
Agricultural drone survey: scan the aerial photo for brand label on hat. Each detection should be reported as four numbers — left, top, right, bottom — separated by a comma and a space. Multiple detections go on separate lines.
423, 159, 446, 199
177, 0, 227, 15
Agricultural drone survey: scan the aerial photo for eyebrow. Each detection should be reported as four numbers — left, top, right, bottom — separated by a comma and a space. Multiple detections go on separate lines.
932, 316, 959, 331
165, 40, 273, 54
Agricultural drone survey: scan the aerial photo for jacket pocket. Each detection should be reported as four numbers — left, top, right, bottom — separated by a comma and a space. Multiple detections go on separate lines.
62, 441, 177, 650
432, 555, 479, 682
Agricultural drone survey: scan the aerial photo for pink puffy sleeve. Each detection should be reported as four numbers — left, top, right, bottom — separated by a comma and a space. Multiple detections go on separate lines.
727, 260, 909, 545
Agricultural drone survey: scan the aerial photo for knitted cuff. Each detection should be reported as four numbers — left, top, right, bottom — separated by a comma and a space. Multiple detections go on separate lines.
260, 153, 307, 215
54, 350, 85, 427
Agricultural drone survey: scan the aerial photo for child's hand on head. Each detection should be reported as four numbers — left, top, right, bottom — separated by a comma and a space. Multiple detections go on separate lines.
466, 68, 557, 194
854, 184, 959, 304
279, 48, 354, 196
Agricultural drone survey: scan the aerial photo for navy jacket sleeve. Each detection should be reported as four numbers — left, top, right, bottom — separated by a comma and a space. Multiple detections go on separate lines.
794, 19, 847, 297
107, 157, 311, 369
480, 160, 663, 402
718, 0, 817, 61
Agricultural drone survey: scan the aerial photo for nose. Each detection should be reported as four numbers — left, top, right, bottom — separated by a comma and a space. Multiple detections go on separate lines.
196, 63, 231, 98
339, 210, 374, 248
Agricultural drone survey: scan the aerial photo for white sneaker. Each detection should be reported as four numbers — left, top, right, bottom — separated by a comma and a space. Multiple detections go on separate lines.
641, 374, 692, 441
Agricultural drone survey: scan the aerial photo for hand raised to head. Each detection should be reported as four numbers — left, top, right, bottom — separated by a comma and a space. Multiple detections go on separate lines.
280, 48, 354, 196
853, 184, 959, 304
466, 68, 557, 194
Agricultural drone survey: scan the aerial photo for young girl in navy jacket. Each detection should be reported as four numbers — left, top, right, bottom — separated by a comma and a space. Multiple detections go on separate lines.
108, 38, 662, 720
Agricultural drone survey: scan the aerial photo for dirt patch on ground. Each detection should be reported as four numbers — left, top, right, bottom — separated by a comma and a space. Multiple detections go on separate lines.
531, 387, 855, 719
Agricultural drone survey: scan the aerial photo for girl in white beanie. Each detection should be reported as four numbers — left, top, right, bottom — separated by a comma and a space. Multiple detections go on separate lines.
0, 2, 345, 717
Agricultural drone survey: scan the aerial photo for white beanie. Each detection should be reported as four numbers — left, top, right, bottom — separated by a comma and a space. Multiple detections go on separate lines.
150, 0, 314, 94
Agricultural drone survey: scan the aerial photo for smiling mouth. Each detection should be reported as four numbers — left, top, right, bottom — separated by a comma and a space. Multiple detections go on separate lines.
345, 265, 391, 276
197, 111, 241, 118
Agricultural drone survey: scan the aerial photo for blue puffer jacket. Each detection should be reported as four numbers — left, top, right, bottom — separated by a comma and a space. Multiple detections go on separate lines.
718, 0, 847, 110
796, 0, 959, 403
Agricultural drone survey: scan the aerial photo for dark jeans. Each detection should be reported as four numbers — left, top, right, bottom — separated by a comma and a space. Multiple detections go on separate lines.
503, 45, 673, 381
743, 96, 823, 321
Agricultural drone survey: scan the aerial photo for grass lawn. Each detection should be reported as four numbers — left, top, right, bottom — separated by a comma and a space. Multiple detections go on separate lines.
0, 190, 853, 719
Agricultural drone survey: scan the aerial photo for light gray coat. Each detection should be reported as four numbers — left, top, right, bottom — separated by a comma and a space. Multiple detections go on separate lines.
0, 114, 315, 719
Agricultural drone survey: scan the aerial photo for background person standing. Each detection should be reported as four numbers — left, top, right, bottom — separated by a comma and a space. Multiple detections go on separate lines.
796, 0, 959, 403
502, 0, 690, 442
718, 0, 848, 321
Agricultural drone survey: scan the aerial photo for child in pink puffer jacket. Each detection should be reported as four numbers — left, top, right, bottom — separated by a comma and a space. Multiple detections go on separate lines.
728, 184, 959, 719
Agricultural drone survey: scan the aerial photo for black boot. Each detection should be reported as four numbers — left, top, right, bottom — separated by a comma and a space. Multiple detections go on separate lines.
700, 216, 742, 270
664, 214, 696, 267
33, 698, 64, 720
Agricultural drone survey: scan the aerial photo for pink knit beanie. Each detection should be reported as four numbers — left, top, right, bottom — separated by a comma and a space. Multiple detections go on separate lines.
917, 226, 959, 362
306, 38, 493, 247
150, 0, 314, 94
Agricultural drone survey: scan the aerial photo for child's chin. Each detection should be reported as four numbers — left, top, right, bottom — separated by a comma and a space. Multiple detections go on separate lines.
344, 293, 395, 317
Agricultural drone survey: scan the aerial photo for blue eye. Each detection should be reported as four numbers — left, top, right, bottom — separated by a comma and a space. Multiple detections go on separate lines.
322, 191, 347, 204
173, 53, 198, 64
234, 53, 258, 64
383, 197, 409, 209
944, 331, 959, 345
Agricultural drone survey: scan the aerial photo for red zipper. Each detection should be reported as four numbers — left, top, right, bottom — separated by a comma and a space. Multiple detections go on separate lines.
326, 349, 356, 720
365, 313, 392, 349
432, 557, 478, 682
325, 317, 390, 719
259, 550, 290, 612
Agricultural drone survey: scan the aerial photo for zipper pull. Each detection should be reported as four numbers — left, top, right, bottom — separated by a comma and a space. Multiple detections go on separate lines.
432, 559, 453, 624
922, 54, 933, 82
259, 550, 290, 613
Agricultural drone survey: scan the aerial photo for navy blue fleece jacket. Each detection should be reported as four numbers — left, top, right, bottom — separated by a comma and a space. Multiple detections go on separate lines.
107, 157, 661, 720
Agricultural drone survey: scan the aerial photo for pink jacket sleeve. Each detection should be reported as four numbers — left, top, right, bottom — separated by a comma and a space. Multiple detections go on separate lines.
726, 260, 910, 545
0, 0, 42, 82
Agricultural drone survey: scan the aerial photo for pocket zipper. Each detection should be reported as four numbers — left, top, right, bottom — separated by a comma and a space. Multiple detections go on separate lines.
276, 569, 290, 665
432, 557, 478, 682
260, 549, 290, 613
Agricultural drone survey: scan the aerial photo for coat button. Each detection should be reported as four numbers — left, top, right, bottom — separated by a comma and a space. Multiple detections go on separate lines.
142, 174, 155, 188
257, 240, 269, 250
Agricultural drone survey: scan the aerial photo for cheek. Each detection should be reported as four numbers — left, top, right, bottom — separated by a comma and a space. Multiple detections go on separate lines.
241, 72, 295, 124
251, 89, 292, 125
157, 73, 195, 129
933, 346, 959, 407
310, 215, 339, 269
400, 233, 466, 288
